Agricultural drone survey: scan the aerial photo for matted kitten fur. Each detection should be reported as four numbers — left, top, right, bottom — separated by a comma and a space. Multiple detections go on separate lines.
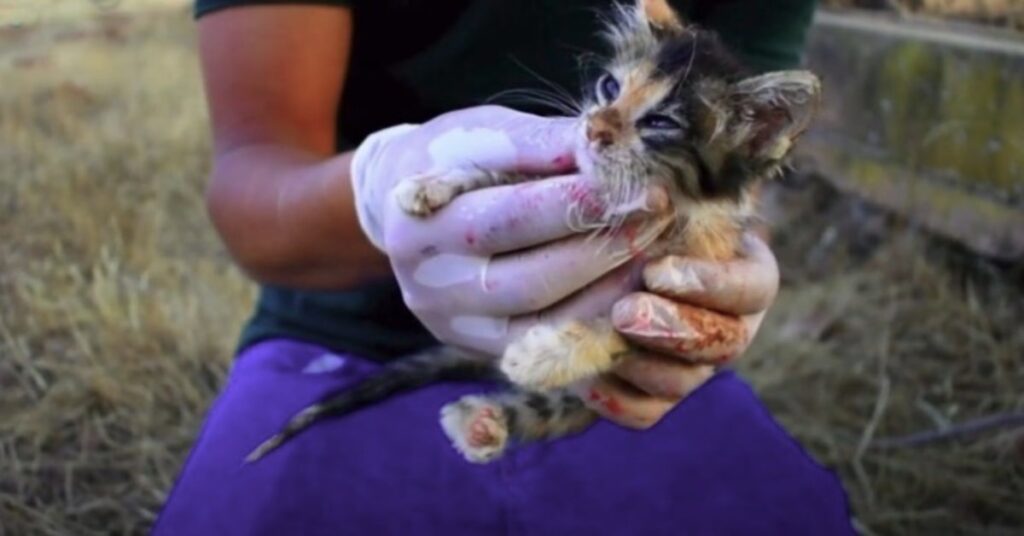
247, 0, 821, 464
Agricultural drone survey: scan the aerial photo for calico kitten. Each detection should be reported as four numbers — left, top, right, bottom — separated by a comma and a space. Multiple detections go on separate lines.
246, 0, 821, 464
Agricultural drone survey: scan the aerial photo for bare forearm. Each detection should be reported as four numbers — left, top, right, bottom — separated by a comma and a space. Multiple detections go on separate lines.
206, 143, 390, 289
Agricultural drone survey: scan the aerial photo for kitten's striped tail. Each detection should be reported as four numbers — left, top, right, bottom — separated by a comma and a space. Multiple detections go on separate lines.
245, 346, 497, 463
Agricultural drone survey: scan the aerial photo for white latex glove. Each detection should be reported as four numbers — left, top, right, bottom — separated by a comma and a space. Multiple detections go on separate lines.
351, 105, 671, 356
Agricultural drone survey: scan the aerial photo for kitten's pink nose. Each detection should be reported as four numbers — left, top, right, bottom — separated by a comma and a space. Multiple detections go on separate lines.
586, 109, 622, 148
586, 124, 615, 147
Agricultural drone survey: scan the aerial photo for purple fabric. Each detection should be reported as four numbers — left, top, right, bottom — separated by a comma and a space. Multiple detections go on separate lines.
153, 339, 853, 535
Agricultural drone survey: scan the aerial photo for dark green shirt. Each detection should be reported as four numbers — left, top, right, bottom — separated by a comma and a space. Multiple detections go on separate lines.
194, 0, 817, 361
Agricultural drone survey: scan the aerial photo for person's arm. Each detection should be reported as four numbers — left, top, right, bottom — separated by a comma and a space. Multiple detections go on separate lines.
198, 5, 388, 289
196, 5, 670, 366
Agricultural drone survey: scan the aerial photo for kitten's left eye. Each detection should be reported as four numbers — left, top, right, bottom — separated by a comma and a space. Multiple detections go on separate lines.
637, 114, 683, 130
597, 73, 620, 102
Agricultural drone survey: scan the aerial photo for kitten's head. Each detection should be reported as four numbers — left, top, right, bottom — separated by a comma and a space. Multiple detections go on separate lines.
577, 0, 821, 204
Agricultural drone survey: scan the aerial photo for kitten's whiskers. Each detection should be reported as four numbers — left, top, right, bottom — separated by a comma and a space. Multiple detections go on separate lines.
486, 88, 582, 116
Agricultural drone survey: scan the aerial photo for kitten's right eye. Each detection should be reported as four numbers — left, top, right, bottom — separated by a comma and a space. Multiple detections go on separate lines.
597, 73, 620, 103
637, 113, 683, 131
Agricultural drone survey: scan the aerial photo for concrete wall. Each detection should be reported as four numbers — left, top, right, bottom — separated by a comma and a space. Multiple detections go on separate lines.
799, 10, 1024, 260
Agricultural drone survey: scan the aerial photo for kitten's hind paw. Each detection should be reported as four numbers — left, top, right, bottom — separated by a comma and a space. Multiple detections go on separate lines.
440, 396, 509, 464
394, 175, 458, 217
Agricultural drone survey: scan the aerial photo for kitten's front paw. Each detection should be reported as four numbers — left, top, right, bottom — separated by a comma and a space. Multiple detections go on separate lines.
394, 175, 457, 217
501, 324, 596, 390
440, 396, 508, 464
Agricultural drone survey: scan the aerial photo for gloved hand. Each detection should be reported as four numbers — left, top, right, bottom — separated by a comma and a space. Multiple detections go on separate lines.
350, 105, 672, 356
577, 232, 780, 428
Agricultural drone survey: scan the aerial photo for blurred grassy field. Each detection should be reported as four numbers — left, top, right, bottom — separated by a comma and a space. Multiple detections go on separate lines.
0, 8, 253, 535
0, 7, 1022, 536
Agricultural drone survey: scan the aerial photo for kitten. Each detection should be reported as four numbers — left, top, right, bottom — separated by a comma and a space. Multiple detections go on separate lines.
246, 0, 821, 464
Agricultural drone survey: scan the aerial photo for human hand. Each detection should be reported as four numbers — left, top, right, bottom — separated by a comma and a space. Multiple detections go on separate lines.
576, 233, 779, 428
350, 105, 673, 355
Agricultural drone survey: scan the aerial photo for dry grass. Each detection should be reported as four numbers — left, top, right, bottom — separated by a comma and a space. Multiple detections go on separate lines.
0, 8, 1021, 536
746, 176, 1024, 535
0, 10, 253, 535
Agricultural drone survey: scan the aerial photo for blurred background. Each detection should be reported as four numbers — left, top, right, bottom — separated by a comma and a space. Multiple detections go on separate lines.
0, 1, 1021, 534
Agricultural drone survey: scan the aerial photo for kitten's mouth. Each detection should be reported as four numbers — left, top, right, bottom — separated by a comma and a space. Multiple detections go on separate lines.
570, 133, 659, 222
572, 131, 618, 178
574, 136, 634, 180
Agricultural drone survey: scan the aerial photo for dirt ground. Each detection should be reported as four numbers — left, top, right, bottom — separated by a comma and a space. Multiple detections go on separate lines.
0, 8, 1022, 536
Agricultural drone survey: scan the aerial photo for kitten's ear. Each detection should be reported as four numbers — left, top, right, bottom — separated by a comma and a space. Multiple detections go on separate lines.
728, 70, 822, 161
635, 0, 685, 34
